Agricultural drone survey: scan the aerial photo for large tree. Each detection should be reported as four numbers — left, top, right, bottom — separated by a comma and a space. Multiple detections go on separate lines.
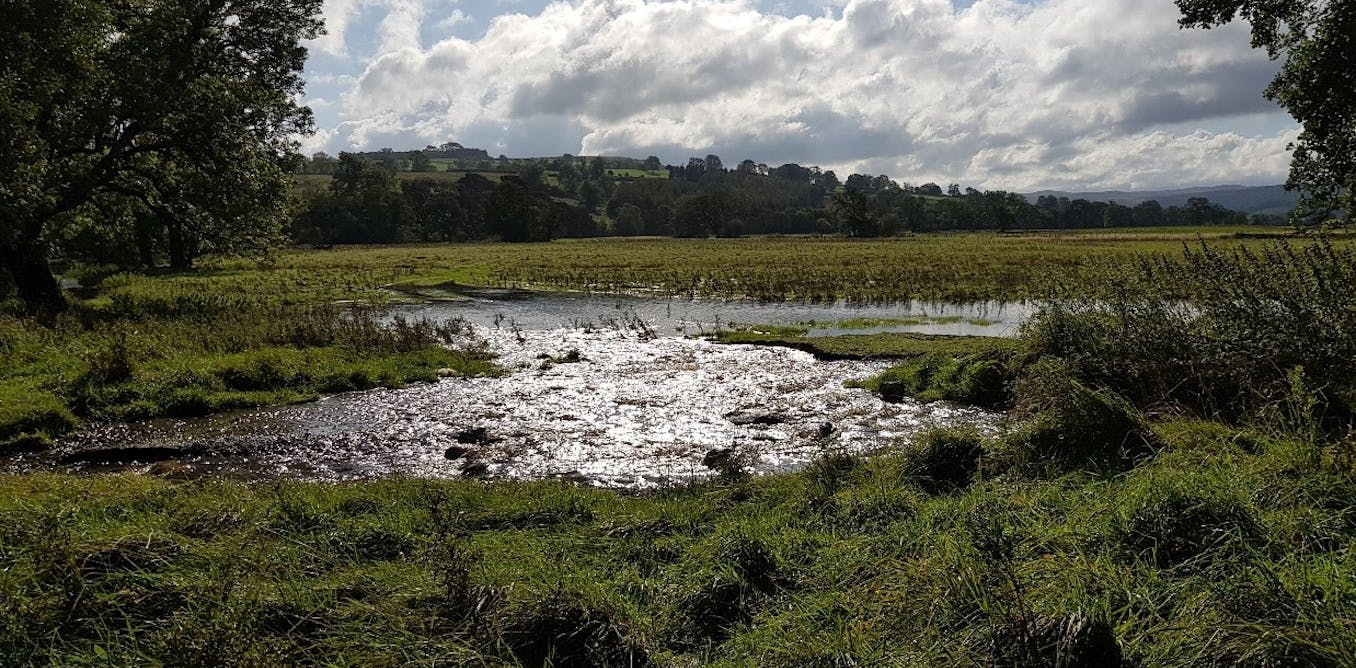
1177, 0, 1355, 221
0, 0, 322, 315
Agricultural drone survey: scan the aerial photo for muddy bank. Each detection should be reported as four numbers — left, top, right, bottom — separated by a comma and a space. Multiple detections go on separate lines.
12, 325, 999, 488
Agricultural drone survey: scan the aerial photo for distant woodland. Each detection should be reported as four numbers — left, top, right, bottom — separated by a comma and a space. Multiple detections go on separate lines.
290, 150, 1280, 246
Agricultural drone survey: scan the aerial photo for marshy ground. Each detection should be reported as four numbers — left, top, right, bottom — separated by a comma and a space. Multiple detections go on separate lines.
2, 229, 1354, 666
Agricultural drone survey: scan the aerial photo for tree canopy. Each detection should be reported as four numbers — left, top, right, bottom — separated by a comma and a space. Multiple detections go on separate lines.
0, 0, 323, 315
1177, 0, 1355, 221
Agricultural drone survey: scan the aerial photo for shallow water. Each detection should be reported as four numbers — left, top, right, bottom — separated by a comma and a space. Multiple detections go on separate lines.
16, 293, 1017, 488
390, 289, 1034, 338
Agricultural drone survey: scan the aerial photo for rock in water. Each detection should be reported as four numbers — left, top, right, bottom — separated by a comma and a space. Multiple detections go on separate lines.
455, 427, 495, 445
724, 410, 787, 426
702, 448, 736, 469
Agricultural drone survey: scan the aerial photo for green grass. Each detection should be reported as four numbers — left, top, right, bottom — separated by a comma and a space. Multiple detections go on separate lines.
604, 168, 670, 179
6, 233, 1356, 664
0, 305, 497, 450
711, 328, 1017, 360
61, 230, 1347, 312
0, 415, 1351, 665
794, 315, 995, 329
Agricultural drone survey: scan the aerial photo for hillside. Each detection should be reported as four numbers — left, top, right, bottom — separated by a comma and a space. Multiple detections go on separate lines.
1025, 184, 1298, 215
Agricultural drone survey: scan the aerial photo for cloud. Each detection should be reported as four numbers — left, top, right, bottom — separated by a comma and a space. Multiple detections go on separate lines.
304, 0, 1298, 190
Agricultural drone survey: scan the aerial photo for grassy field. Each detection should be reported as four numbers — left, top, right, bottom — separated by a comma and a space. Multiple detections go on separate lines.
295, 170, 525, 188
1, 414, 1351, 665
605, 168, 670, 179
3, 230, 1355, 665
78, 227, 1338, 308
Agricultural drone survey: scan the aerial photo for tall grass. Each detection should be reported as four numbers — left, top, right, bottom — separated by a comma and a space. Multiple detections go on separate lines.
1026, 240, 1356, 438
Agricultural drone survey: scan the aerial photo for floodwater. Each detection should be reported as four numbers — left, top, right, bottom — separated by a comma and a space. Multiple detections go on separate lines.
390, 288, 1034, 337
15, 292, 1024, 488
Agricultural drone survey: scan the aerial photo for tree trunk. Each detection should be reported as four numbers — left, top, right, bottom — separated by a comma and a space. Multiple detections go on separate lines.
167, 221, 192, 270
2, 244, 66, 317
135, 218, 156, 268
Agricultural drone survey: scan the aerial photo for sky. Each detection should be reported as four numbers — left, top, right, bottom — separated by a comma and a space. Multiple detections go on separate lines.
298, 0, 1300, 192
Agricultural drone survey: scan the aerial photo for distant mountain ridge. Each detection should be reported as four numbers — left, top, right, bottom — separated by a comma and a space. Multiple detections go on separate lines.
1024, 185, 1298, 215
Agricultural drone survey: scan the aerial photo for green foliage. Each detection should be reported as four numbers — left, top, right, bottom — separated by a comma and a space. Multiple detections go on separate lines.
1178, 0, 1356, 222
1, 0, 323, 313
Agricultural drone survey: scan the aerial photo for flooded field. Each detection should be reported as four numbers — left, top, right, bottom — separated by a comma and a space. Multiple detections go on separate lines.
13, 293, 1018, 487
391, 288, 1034, 337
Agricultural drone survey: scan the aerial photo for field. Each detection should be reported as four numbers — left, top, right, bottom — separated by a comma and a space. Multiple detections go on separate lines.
77, 227, 1336, 308
294, 170, 527, 188
605, 168, 670, 179
3, 230, 1355, 665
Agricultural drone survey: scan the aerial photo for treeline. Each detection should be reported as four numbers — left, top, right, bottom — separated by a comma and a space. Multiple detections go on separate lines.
290, 151, 1277, 245
293, 154, 599, 244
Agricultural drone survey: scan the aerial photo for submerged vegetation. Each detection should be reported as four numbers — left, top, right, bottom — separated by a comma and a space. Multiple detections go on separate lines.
29, 228, 1337, 309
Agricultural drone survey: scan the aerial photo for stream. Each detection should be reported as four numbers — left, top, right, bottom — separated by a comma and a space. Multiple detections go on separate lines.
13, 293, 1027, 488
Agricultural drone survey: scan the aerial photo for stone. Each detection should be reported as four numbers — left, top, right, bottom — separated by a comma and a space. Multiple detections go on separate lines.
702, 448, 736, 469
455, 427, 494, 445
724, 410, 787, 426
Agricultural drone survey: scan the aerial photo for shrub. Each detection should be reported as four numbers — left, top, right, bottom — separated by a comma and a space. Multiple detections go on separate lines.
1026, 241, 1356, 431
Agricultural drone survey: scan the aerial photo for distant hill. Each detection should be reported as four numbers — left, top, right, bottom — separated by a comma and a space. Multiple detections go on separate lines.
1024, 185, 1298, 215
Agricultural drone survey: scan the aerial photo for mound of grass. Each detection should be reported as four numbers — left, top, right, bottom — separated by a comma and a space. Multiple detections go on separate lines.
0, 388, 77, 451
853, 352, 1011, 408
995, 360, 1158, 473
905, 427, 988, 494
502, 590, 649, 667
1115, 478, 1263, 569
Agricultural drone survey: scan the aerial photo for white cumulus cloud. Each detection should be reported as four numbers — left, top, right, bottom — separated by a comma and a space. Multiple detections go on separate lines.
302, 0, 1299, 190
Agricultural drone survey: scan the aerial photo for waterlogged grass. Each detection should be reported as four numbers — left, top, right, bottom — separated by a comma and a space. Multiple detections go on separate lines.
0, 307, 497, 449
796, 315, 995, 329
711, 327, 1017, 360
0, 416, 1352, 665
72, 228, 1340, 309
